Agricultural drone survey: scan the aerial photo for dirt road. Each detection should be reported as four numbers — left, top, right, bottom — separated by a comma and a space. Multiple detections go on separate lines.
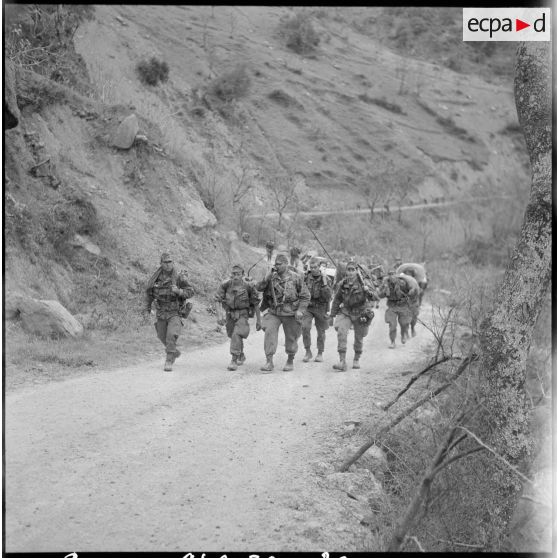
6, 302, 434, 552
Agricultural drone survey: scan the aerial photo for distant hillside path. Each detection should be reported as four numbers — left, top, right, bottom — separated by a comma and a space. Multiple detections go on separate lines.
6, 302, 434, 551
248, 195, 513, 221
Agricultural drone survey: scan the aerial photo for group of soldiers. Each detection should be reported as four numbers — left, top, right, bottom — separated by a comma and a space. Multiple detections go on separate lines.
144, 248, 427, 373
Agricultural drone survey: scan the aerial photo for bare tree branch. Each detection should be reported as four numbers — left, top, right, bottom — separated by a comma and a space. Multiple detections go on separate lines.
455, 426, 535, 486
382, 355, 455, 411
432, 445, 486, 476
407, 536, 425, 552
338, 355, 478, 472
387, 416, 464, 551
434, 538, 485, 550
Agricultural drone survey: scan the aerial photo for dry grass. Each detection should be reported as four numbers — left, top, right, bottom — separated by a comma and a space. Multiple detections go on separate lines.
5, 307, 225, 392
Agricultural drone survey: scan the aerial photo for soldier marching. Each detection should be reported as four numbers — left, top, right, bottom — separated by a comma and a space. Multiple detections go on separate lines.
144, 246, 428, 373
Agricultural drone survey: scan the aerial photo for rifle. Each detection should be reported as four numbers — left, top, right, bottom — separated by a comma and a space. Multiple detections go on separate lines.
246, 254, 267, 278
306, 225, 338, 272
269, 268, 278, 309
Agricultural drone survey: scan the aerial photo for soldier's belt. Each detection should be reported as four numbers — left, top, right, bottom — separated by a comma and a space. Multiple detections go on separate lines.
228, 308, 249, 319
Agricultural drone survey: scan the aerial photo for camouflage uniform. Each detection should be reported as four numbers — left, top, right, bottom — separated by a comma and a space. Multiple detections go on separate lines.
145, 253, 194, 371
301, 259, 333, 362
256, 254, 310, 372
379, 273, 419, 347
215, 268, 260, 368
330, 264, 378, 370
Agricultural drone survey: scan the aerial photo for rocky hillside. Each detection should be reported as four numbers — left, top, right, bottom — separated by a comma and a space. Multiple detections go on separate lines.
5, 5, 529, 330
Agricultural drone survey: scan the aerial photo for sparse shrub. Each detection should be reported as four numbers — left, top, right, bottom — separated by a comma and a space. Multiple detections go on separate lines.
5, 194, 35, 249
5, 5, 92, 94
190, 106, 206, 118
41, 195, 98, 251
136, 56, 170, 86
445, 55, 462, 73
359, 94, 406, 115
5, 4, 94, 71
278, 13, 320, 55
409, 15, 428, 35
311, 8, 328, 19
15, 72, 69, 112
267, 89, 303, 110
206, 64, 250, 104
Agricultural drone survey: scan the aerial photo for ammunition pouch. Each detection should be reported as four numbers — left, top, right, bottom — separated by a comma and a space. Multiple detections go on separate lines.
359, 307, 375, 325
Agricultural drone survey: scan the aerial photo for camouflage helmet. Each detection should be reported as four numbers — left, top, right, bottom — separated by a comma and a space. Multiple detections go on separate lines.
231, 263, 244, 274
160, 252, 172, 263
275, 253, 289, 264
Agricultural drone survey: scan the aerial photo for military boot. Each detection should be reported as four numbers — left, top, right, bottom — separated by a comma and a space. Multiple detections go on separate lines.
333, 353, 347, 372
352, 353, 362, 369
237, 352, 246, 365
227, 356, 238, 371
260, 356, 274, 373
283, 354, 295, 371
411, 326, 417, 337
302, 349, 313, 362
314, 352, 324, 362
401, 329, 408, 344
163, 355, 173, 371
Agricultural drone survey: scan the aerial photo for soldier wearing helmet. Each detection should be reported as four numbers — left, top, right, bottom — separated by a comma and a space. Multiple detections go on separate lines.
329, 258, 379, 371
301, 256, 333, 363
215, 264, 261, 371
256, 253, 310, 372
378, 272, 420, 348
144, 252, 195, 371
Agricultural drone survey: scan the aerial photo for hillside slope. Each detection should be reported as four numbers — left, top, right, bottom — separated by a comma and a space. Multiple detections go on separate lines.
74, 5, 528, 212
5, 5, 529, 355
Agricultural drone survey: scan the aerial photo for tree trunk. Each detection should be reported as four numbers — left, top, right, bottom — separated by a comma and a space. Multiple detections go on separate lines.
478, 41, 551, 537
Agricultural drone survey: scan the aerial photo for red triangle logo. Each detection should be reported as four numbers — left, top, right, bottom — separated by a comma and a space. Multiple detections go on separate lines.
516, 18, 530, 31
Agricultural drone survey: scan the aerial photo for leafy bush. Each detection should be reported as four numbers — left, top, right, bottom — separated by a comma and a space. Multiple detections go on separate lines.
136, 56, 170, 86
279, 13, 320, 55
205, 64, 251, 104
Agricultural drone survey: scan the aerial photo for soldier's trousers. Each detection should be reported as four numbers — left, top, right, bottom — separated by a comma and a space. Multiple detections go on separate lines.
155, 315, 182, 356
226, 311, 250, 356
333, 313, 369, 355
261, 312, 301, 357
301, 306, 329, 352
410, 301, 420, 330
385, 304, 412, 341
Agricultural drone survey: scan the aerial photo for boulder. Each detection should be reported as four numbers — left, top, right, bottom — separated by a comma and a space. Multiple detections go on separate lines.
184, 199, 217, 229
111, 114, 139, 149
341, 443, 389, 478
17, 297, 84, 338
70, 233, 101, 256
